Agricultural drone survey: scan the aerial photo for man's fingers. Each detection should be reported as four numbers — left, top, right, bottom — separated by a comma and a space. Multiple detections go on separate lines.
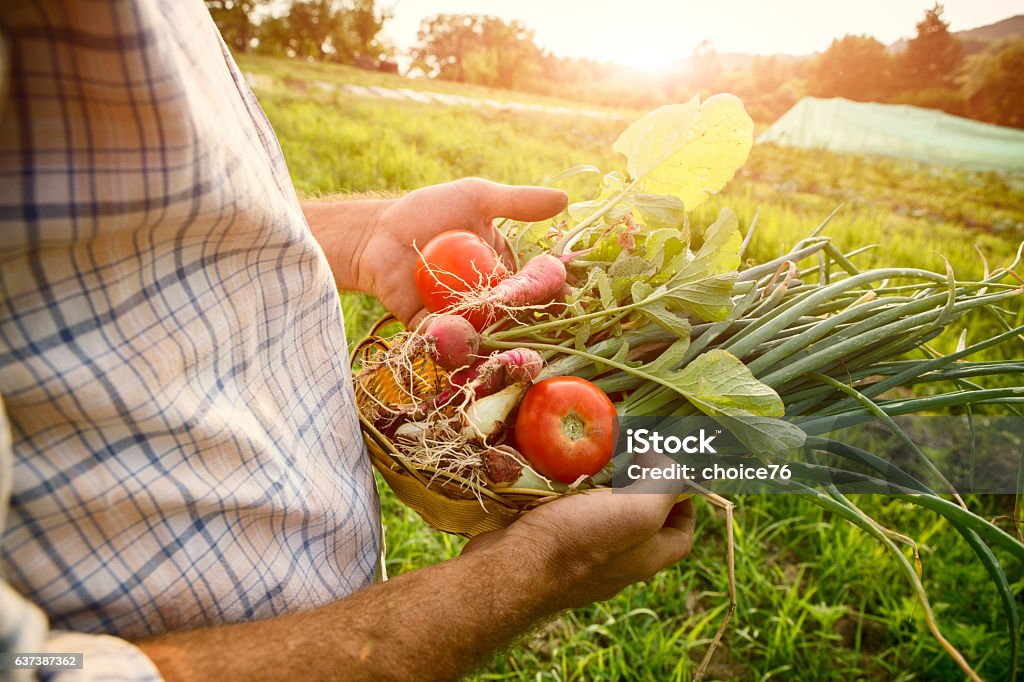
622, 449, 689, 496
654, 522, 696, 565
407, 307, 429, 330
662, 498, 696, 533
475, 182, 566, 266
607, 451, 698, 534
632, 520, 695, 577
647, 501, 697, 569
480, 221, 515, 266
483, 182, 568, 223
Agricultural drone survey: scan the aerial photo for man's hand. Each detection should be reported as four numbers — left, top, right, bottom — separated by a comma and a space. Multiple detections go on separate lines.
303, 178, 568, 325
465, 486, 696, 611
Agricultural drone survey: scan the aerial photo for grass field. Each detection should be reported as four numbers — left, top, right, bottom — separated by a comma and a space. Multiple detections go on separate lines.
242, 55, 1024, 680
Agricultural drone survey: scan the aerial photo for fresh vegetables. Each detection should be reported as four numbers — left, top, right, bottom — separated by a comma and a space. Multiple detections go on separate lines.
414, 229, 508, 329
439, 347, 544, 402
514, 376, 618, 483
469, 348, 544, 386
417, 231, 570, 329
461, 383, 528, 443
420, 314, 479, 371
484, 445, 525, 484
355, 93, 1024, 681
467, 252, 568, 311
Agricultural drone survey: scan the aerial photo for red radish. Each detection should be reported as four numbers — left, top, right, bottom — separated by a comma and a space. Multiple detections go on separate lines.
421, 315, 479, 371
480, 254, 567, 310
449, 358, 502, 397
539, 282, 576, 316
462, 348, 544, 396
438, 348, 545, 403
484, 348, 544, 384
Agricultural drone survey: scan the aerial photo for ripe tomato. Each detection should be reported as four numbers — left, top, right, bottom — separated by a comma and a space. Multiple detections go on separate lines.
414, 230, 508, 330
514, 377, 618, 483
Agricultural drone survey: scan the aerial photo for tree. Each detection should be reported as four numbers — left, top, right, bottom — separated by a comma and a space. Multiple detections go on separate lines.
251, 0, 390, 63
899, 3, 962, 90
806, 35, 894, 102
963, 40, 1024, 129
205, 0, 266, 53
414, 15, 542, 89
721, 56, 802, 123
347, 0, 392, 59
687, 40, 722, 93
277, 0, 341, 60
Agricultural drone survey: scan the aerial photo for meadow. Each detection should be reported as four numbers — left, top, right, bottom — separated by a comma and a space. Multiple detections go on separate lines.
238, 54, 1024, 680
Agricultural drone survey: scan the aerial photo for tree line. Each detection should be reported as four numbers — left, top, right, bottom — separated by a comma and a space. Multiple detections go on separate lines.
803, 5, 1022, 129
205, 0, 390, 64
207, 1, 1023, 130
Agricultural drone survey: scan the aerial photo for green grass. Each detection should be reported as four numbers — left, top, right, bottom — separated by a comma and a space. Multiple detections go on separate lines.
246, 55, 1024, 680
254, 79, 621, 196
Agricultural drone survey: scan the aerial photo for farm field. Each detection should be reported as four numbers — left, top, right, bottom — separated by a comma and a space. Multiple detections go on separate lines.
241, 54, 1024, 681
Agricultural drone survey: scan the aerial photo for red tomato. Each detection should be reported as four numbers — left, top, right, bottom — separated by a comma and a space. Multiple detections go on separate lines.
514, 377, 618, 483
414, 230, 508, 330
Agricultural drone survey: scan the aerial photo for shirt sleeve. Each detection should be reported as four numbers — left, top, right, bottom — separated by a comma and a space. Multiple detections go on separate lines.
0, 398, 163, 682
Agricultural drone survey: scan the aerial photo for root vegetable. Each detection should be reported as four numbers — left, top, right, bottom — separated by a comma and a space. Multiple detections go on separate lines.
445, 348, 544, 401
480, 254, 568, 309
395, 421, 431, 441
421, 314, 479, 371
484, 445, 525, 483
449, 357, 503, 398
461, 382, 528, 443
484, 348, 544, 384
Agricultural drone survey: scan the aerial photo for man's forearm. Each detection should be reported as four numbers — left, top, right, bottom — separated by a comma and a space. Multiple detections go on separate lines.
301, 199, 390, 294
136, 535, 564, 681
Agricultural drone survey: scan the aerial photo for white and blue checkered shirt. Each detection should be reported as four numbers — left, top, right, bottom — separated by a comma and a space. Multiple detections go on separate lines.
0, 2, 381, 679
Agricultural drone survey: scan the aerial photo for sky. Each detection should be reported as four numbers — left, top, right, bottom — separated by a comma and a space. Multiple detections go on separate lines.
379, 0, 1022, 69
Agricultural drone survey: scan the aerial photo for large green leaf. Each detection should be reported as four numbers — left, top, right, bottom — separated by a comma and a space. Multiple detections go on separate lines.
645, 338, 692, 375
613, 94, 754, 211
715, 414, 808, 457
639, 301, 692, 338
650, 209, 741, 321
675, 209, 742, 283
613, 96, 701, 179
672, 349, 783, 417
660, 273, 737, 321
628, 192, 688, 231
668, 349, 805, 456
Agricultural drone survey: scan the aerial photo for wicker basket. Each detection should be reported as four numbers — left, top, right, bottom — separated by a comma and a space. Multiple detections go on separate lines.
351, 316, 560, 538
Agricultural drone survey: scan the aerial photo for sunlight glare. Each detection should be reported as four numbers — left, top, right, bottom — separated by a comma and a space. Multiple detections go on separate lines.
614, 45, 679, 73
565, 19, 691, 73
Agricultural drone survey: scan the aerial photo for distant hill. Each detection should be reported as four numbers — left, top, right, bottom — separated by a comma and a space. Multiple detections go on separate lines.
666, 51, 811, 76
957, 14, 1024, 43
680, 15, 1023, 73
716, 52, 808, 72
889, 14, 1023, 54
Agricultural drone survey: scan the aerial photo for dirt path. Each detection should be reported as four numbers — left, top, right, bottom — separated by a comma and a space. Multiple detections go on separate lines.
244, 71, 625, 121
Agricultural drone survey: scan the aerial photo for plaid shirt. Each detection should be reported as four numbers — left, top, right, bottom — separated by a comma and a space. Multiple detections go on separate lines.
0, 2, 381, 679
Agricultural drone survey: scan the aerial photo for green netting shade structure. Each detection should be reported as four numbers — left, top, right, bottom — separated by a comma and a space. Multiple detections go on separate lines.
758, 97, 1024, 172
